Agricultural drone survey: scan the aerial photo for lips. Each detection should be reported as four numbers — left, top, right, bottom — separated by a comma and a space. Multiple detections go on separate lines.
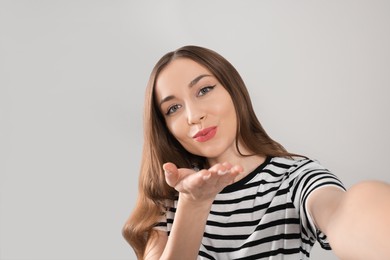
193, 126, 217, 142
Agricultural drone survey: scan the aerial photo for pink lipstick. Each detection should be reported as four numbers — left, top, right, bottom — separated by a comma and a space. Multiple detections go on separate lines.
193, 126, 217, 142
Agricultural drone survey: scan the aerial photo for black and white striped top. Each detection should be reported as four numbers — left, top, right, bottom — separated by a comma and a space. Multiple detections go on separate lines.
156, 156, 345, 259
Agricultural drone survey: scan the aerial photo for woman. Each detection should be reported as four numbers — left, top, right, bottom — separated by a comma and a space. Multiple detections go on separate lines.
123, 45, 390, 259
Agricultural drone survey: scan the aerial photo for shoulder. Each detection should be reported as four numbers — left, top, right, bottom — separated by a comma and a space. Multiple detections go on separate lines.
270, 156, 345, 194
269, 156, 327, 175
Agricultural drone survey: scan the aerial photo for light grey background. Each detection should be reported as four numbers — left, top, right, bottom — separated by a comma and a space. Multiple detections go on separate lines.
1, 1, 389, 259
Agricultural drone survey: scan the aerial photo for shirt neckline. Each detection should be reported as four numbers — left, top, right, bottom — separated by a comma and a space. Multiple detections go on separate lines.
220, 156, 272, 193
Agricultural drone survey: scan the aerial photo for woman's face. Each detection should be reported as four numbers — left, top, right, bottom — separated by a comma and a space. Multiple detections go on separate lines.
154, 58, 238, 164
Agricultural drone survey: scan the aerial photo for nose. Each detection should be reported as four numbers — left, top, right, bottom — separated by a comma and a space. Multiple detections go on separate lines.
186, 102, 206, 125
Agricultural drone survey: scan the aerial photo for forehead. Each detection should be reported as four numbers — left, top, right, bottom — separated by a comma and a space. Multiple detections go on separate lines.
155, 58, 212, 93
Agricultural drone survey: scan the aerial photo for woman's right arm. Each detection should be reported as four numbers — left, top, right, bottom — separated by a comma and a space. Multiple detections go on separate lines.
144, 230, 167, 260
144, 162, 242, 260
144, 197, 212, 260
157, 196, 213, 260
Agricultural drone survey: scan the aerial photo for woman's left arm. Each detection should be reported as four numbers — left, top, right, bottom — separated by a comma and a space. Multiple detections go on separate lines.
308, 181, 390, 260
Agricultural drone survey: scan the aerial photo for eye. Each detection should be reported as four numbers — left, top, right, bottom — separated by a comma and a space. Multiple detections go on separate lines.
198, 85, 216, 97
165, 104, 182, 115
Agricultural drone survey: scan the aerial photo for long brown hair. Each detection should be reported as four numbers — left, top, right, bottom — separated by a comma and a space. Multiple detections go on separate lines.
122, 45, 294, 259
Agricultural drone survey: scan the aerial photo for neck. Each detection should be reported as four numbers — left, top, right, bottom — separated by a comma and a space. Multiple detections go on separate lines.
233, 154, 266, 182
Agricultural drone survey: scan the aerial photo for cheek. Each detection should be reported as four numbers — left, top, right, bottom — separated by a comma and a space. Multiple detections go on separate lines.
218, 99, 237, 119
219, 100, 238, 134
166, 117, 187, 140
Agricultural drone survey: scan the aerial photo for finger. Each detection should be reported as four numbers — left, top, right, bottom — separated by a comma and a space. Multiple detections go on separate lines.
223, 165, 243, 180
231, 165, 244, 175
222, 162, 233, 169
215, 165, 243, 186
208, 163, 228, 174
196, 169, 213, 182
217, 169, 230, 176
208, 162, 236, 176
202, 166, 230, 187
205, 163, 234, 186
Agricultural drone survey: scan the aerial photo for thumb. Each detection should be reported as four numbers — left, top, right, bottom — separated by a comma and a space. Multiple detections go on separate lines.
163, 162, 179, 187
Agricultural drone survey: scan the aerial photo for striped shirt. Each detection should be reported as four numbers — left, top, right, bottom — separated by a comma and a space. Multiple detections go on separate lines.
155, 156, 345, 259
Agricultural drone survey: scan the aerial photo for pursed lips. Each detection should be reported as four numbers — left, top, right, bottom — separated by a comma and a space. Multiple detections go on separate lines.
192, 126, 217, 142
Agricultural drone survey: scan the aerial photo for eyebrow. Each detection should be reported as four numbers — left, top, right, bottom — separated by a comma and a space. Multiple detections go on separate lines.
159, 74, 212, 108
189, 74, 212, 87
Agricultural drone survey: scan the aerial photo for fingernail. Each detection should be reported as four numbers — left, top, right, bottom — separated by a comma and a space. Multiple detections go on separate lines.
203, 173, 211, 180
217, 170, 230, 176
164, 170, 172, 176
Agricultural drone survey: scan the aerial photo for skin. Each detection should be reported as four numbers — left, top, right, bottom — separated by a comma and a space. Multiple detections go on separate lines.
144, 58, 390, 260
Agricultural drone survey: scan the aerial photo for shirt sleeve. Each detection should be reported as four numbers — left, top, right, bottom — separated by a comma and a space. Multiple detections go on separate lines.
288, 158, 346, 249
153, 214, 168, 232
153, 199, 174, 233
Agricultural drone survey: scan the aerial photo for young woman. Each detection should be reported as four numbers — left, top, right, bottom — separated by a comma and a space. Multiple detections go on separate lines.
123, 45, 390, 260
